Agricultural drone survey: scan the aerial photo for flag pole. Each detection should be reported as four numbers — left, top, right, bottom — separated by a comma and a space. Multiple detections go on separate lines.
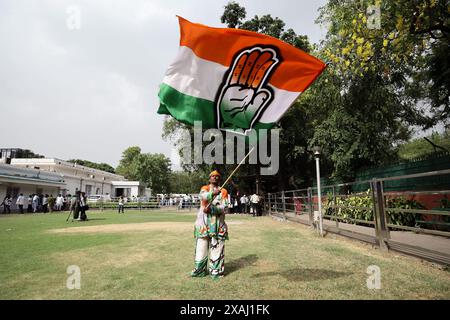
220, 146, 255, 189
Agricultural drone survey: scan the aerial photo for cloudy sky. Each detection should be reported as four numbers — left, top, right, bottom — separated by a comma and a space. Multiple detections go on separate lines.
0, 0, 327, 168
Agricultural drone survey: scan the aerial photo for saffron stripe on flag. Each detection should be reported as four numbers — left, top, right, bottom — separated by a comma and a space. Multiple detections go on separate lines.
178, 16, 326, 93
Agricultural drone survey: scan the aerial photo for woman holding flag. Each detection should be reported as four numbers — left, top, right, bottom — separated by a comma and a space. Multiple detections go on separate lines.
191, 170, 229, 279
158, 16, 326, 279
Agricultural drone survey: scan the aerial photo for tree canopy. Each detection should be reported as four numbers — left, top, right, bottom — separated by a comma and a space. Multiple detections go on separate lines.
398, 130, 450, 160
116, 147, 172, 194
221, 1, 312, 52
169, 171, 208, 194
67, 159, 115, 174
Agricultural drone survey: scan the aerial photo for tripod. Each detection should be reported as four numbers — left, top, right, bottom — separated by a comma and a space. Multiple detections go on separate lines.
66, 209, 74, 222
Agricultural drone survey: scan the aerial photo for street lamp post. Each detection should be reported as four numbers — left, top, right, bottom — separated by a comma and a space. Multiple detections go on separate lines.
313, 146, 324, 237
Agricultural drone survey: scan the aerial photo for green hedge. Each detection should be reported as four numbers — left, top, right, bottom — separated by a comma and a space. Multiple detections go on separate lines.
323, 191, 427, 228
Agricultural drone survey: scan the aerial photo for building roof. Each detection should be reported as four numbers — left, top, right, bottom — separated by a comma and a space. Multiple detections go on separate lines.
11, 158, 125, 180
0, 164, 65, 186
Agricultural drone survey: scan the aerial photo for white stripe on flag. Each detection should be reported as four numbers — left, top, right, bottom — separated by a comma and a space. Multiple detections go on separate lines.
162, 46, 226, 102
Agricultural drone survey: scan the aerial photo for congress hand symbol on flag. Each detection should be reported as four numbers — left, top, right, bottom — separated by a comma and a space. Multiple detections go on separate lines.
218, 46, 279, 131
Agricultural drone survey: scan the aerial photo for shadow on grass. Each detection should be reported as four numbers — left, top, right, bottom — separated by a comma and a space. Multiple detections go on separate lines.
66, 218, 107, 222
226, 254, 258, 275
252, 268, 350, 282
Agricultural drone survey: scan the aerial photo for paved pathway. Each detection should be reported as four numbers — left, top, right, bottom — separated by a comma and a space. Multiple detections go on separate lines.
275, 211, 450, 256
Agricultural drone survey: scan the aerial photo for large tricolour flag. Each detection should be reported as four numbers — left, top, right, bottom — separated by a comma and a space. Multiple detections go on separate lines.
158, 17, 326, 133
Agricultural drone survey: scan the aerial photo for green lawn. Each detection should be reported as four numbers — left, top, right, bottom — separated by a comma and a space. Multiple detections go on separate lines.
0, 210, 449, 299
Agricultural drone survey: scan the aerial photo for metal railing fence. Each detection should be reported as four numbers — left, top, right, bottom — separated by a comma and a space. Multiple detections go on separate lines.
264, 169, 450, 265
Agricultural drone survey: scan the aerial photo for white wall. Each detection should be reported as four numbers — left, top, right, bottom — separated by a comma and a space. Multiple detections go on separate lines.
61, 176, 114, 196
130, 186, 139, 197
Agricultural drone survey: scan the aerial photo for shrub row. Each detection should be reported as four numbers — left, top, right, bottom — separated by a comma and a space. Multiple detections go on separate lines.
323, 190, 426, 228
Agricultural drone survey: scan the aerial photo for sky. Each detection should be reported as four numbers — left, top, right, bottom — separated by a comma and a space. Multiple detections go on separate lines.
0, 0, 328, 168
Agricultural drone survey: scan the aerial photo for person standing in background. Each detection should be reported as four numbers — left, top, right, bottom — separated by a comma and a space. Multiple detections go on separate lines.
78, 192, 88, 221
63, 195, 68, 211
16, 193, 25, 214
250, 193, 259, 217
1, 195, 12, 213
42, 195, 49, 213
234, 196, 240, 214
256, 194, 262, 216
240, 194, 249, 214
38, 194, 43, 212
55, 194, 64, 211
70, 193, 79, 220
118, 196, 124, 213
32, 194, 39, 213
27, 195, 33, 213
48, 195, 55, 213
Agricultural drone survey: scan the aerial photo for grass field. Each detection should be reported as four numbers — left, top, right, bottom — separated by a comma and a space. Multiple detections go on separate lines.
0, 210, 449, 299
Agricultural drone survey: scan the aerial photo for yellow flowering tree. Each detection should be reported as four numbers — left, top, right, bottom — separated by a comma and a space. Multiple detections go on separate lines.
316, 0, 448, 122
305, 0, 449, 180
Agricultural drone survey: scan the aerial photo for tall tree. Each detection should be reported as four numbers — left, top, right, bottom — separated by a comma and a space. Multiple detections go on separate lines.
220, 1, 246, 28
116, 147, 172, 193
137, 153, 172, 194
221, 1, 312, 51
116, 146, 141, 180
169, 171, 208, 194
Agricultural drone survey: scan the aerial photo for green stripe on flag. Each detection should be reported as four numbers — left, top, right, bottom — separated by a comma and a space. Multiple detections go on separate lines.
157, 83, 216, 128
157, 83, 276, 132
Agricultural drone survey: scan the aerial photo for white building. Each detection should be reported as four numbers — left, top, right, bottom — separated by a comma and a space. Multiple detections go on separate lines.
0, 163, 65, 210
10, 158, 146, 198
111, 181, 147, 198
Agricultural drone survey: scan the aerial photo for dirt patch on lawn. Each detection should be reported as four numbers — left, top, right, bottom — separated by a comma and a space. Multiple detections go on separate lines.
48, 222, 192, 234
52, 246, 152, 268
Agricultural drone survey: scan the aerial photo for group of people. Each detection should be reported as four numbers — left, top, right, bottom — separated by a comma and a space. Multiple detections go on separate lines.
1, 192, 88, 218
69, 191, 89, 221
155, 192, 263, 216
1, 193, 67, 214
227, 193, 262, 216
157, 194, 199, 209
